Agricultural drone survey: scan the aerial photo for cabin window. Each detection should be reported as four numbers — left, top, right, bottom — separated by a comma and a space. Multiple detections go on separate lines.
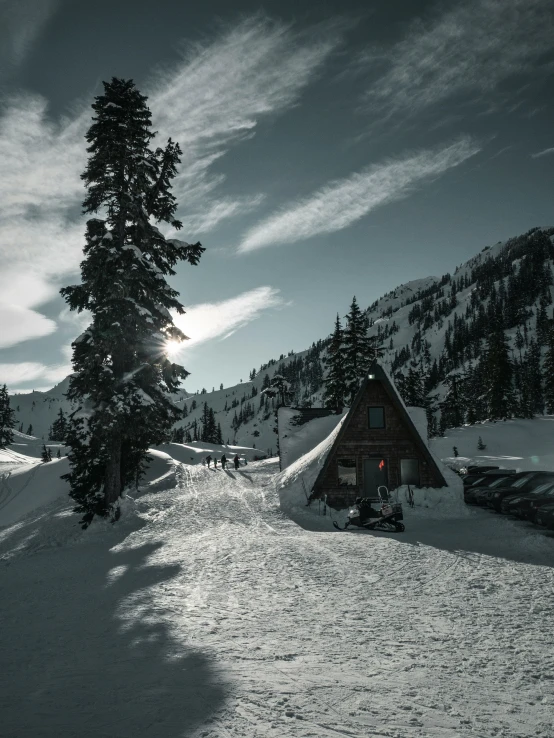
400, 458, 420, 486
338, 459, 357, 486
368, 406, 385, 429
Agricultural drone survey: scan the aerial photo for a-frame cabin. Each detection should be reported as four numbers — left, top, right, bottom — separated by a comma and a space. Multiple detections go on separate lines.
311, 362, 447, 508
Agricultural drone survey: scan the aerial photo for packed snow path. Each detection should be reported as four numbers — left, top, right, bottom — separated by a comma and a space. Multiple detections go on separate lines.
1, 459, 553, 737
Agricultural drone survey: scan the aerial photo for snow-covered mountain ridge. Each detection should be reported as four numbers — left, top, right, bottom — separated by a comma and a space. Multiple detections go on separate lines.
9, 226, 554, 449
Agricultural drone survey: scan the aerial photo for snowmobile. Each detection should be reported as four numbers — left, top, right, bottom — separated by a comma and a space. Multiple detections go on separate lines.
333, 486, 405, 532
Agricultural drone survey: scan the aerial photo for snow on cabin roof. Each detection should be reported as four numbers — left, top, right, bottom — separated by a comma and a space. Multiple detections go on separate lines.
278, 407, 347, 471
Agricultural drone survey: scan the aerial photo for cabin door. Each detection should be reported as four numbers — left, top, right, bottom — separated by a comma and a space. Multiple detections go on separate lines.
363, 458, 388, 497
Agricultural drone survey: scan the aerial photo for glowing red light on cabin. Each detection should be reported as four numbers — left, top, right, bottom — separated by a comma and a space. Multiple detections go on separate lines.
379, 459, 385, 470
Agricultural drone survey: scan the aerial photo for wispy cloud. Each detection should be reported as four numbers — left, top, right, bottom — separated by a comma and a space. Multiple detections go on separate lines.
0, 0, 60, 76
531, 146, 554, 159
172, 286, 284, 349
361, 0, 554, 121
148, 15, 341, 230
238, 136, 481, 253
0, 361, 70, 386
0, 16, 339, 348
0, 304, 56, 348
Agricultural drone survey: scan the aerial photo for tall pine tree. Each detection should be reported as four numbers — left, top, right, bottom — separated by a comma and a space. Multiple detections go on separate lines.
322, 314, 346, 408
343, 297, 376, 403
0, 385, 16, 449
543, 324, 554, 413
61, 78, 204, 527
482, 328, 515, 420
51, 408, 68, 442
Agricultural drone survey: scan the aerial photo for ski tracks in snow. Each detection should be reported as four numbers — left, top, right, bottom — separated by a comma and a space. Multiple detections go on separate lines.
1, 458, 553, 737
114, 459, 554, 738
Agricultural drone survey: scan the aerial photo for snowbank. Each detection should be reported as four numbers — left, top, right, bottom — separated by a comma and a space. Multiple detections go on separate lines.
138, 449, 179, 493
0, 457, 69, 527
0, 448, 182, 528
395, 483, 469, 519
0, 448, 38, 465
278, 407, 347, 470
275, 416, 349, 530
432, 416, 554, 473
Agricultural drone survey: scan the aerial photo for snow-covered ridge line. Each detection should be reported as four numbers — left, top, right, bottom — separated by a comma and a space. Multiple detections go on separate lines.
8, 225, 554, 450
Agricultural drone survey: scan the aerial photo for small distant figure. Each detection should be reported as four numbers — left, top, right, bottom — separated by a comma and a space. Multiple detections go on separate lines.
214, 457, 218, 469
234, 454, 240, 470
206, 455, 212, 468
407, 485, 414, 508
221, 454, 227, 470
57, 449, 61, 459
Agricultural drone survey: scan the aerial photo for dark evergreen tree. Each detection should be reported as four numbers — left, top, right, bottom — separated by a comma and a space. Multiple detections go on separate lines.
26, 424, 33, 436
477, 436, 486, 450
322, 314, 346, 409
439, 374, 465, 430
343, 297, 376, 403
60, 78, 204, 527
481, 329, 515, 419
513, 359, 533, 419
172, 426, 185, 443
397, 362, 426, 407
41, 444, 51, 463
57, 448, 61, 459
543, 324, 554, 413
0, 385, 16, 448
453, 446, 459, 457
526, 339, 544, 415
51, 408, 68, 442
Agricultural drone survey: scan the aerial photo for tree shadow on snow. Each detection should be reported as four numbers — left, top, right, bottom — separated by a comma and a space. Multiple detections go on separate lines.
280, 493, 554, 568
0, 519, 227, 737
236, 471, 254, 483
337, 510, 554, 568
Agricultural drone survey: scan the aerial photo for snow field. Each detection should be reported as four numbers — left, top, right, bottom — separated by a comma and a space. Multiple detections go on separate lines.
431, 415, 554, 473
1, 458, 553, 737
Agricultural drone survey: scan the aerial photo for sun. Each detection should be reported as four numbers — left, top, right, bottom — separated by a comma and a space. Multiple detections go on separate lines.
164, 339, 181, 356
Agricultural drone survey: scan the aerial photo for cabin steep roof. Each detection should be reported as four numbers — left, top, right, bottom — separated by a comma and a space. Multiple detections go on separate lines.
311, 360, 448, 492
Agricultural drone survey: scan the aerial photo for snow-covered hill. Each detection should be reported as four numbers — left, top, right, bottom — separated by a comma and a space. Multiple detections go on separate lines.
8, 226, 554, 447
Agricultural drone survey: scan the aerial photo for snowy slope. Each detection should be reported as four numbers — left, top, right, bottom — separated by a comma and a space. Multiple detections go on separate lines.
431, 415, 554, 472
1, 457, 553, 737
8, 226, 554, 447
278, 407, 347, 470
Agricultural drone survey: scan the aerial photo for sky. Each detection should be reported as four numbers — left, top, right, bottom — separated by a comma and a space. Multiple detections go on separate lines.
1, 0, 554, 394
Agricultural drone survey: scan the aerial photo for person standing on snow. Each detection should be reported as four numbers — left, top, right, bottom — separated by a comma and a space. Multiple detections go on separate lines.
206, 455, 212, 468
214, 457, 218, 469
233, 454, 240, 470
221, 454, 227, 470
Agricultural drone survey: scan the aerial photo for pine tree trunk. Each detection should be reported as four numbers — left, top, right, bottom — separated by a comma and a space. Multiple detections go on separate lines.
104, 436, 122, 507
